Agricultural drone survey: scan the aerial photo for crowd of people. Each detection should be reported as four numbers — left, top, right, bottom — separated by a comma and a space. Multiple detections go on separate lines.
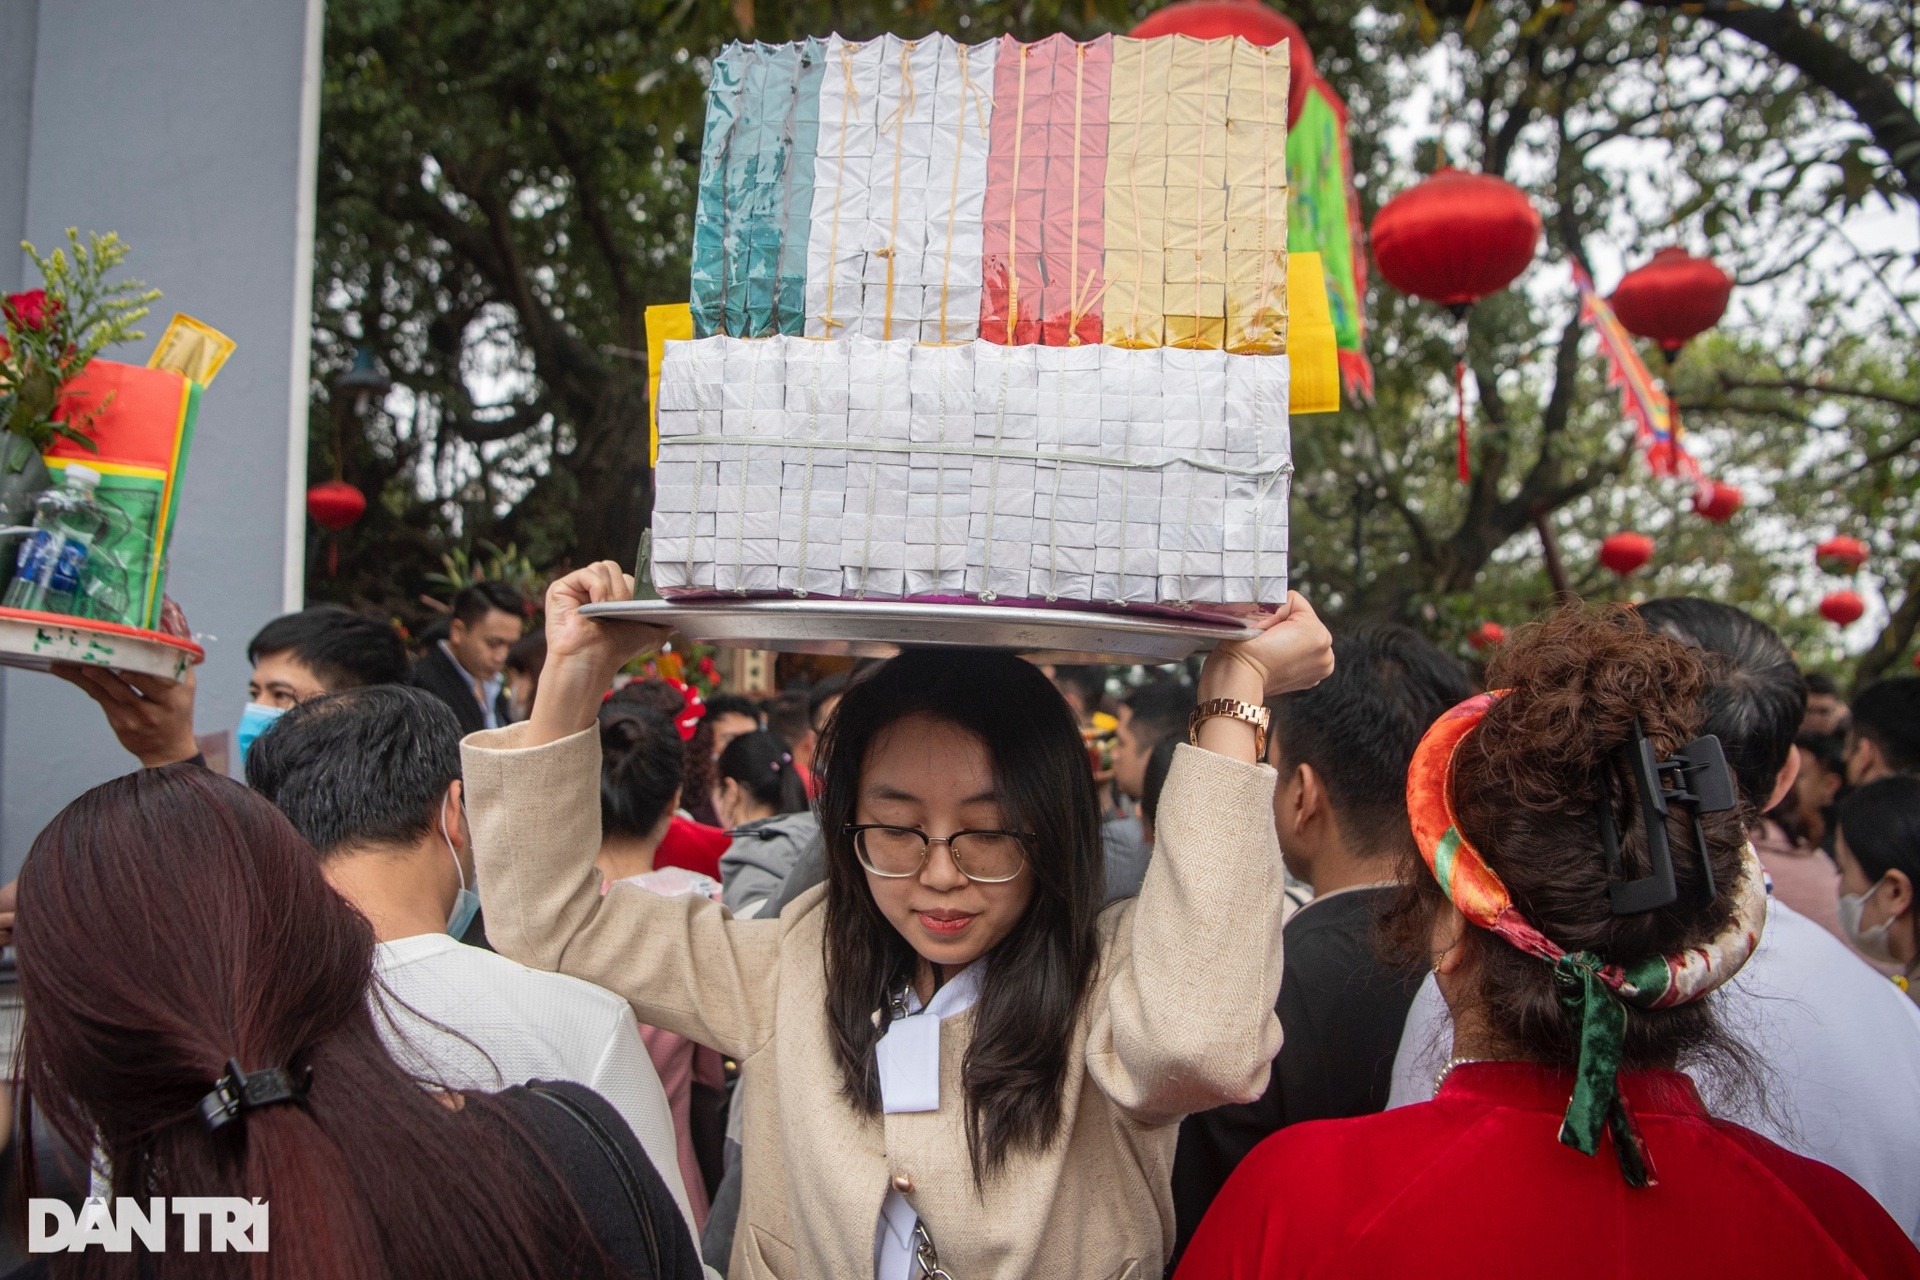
0, 566, 1917, 1278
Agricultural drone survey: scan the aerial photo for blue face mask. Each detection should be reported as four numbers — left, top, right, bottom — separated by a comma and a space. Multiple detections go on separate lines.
442, 793, 481, 940
236, 703, 286, 766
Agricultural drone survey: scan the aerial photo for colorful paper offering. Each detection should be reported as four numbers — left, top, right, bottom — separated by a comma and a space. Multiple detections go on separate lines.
666, 30, 1301, 619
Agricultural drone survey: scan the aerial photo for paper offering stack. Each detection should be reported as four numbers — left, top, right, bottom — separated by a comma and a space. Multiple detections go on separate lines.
660, 29, 1295, 622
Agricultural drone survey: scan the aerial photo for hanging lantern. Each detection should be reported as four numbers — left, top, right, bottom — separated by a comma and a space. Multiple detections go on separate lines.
1371, 169, 1541, 482
1600, 531, 1655, 577
307, 481, 367, 531
1819, 590, 1865, 627
1467, 621, 1506, 652
1815, 536, 1869, 575
1690, 480, 1742, 524
307, 480, 367, 577
1130, 2, 1316, 127
1608, 248, 1733, 361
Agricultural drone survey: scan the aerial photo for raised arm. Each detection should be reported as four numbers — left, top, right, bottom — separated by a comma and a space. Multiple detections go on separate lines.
1086, 593, 1333, 1125
463, 562, 782, 1061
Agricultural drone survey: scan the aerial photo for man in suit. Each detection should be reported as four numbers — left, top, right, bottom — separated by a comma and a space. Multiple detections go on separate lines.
413, 581, 526, 734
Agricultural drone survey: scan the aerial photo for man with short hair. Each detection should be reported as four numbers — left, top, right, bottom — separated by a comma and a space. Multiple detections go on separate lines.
1848, 675, 1920, 786
1168, 626, 1470, 1265
1104, 677, 1196, 900
703, 693, 762, 763
413, 581, 526, 733
245, 684, 699, 1240
56, 603, 407, 769
1804, 671, 1850, 737
1390, 598, 1920, 1242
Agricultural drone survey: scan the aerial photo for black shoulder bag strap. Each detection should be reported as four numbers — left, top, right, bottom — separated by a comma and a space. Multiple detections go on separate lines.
527, 1082, 664, 1278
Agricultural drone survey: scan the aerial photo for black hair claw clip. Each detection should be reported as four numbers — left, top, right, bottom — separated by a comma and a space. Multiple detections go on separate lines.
198, 1058, 313, 1133
1598, 723, 1738, 916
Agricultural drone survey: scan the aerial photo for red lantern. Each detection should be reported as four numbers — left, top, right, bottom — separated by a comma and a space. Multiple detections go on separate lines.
1371, 169, 1541, 482
1820, 590, 1865, 627
1600, 532, 1655, 577
307, 481, 367, 531
1130, 2, 1316, 127
1467, 621, 1506, 652
1371, 169, 1542, 310
1608, 248, 1733, 360
1816, 536, 1869, 575
1690, 481, 1742, 524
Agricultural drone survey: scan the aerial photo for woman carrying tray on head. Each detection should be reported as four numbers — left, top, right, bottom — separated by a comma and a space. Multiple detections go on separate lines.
461, 561, 1333, 1279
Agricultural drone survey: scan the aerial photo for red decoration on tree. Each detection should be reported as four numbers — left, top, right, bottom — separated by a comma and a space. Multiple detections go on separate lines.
1371, 169, 1542, 309
1690, 481, 1742, 524
1816, 536, 1869, 575
1607, 248, 1733, 360
1467, 621, 1506, 651
307, 481, 367, 531
1819, 590, 1865, 627
1129, 2, 1316, 127
1600, 531, 1655, 577
307, 480, 367, 577
1370, 169, 1541, 482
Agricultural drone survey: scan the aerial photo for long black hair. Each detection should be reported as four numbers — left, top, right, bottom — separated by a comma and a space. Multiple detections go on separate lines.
818, 649, 1105, 1183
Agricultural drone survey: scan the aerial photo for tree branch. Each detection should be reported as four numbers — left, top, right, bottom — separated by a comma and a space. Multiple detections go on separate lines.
1715, 374, 1920, 415
1853, 560, 1920, 689
1635, 0, 1920, 205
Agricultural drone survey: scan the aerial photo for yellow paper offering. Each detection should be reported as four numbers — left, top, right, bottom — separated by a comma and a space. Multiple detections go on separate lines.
1286, 252, 1340, 414
646, 303, 695, 467
147, 314, 236, 387
1103, 36, 1289, 354
1222, 39, 1289, 355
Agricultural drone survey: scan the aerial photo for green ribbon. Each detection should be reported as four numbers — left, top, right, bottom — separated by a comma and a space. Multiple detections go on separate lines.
1553, 951, 1654, 1188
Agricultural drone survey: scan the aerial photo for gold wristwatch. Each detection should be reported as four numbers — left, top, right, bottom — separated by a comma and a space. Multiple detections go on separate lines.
1188, 697, 1271, 759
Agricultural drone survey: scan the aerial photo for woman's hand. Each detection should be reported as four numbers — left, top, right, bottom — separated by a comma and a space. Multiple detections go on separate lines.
525, 561, 670, 746
1193, 593, 1334, 762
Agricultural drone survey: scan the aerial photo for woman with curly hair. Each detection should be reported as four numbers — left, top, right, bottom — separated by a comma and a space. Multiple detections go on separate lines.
1178, 604, 1920, 1280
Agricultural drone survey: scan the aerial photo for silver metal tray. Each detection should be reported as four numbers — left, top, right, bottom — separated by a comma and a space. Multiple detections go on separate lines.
581, 597, 1260, 665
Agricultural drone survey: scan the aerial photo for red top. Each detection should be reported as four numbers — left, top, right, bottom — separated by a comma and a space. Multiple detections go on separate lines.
654, 814, 730, 881
1175, 1062, 1920, 1280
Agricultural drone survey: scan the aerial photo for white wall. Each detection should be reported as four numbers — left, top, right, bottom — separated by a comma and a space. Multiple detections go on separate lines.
1, 0, 321, 871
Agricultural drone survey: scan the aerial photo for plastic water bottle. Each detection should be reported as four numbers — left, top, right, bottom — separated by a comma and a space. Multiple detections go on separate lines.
4, 465, 108, 615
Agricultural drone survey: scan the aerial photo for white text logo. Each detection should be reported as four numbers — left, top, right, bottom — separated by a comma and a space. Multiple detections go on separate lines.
28, 1198, 269, 1253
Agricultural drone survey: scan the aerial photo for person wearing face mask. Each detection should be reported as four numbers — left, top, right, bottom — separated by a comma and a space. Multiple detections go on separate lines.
244, 683, 703, 1247
715, 729, 819, 921
1836, 776, 1920, 1006
51, 603, 409, 771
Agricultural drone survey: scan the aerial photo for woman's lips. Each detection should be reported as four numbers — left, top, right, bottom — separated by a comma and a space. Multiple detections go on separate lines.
915, 910, 978, 937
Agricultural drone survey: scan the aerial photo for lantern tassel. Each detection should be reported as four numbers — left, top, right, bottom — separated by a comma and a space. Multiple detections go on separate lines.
1455, 358, 1470, 483
327, 538, 339, 577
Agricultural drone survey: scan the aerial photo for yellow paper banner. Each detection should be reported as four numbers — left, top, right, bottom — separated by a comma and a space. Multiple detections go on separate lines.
1287, 251, 1340, 414
646, 303, 695, 466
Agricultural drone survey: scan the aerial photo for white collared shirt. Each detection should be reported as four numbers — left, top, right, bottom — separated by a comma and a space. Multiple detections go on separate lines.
873, 962, 986, 1280
373, 932, 698, 1240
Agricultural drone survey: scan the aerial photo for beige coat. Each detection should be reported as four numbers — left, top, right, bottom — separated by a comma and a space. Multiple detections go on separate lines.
463, 725, 1285, 1280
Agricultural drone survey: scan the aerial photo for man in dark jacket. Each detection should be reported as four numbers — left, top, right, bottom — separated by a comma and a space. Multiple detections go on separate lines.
413, 581, 526, 734
1167, 625, 1472, 1268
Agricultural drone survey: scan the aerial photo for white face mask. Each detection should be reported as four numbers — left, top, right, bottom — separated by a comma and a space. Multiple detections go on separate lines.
1837, 877, 1899, 964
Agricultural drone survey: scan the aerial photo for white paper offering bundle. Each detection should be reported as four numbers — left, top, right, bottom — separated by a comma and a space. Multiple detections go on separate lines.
653, 335, 1291, 618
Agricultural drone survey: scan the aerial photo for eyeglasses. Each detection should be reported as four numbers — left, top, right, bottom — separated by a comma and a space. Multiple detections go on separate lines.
845, 824, 1033, 884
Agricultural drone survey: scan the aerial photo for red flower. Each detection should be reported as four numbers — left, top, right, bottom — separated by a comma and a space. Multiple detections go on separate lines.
3, 289, 59, 332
